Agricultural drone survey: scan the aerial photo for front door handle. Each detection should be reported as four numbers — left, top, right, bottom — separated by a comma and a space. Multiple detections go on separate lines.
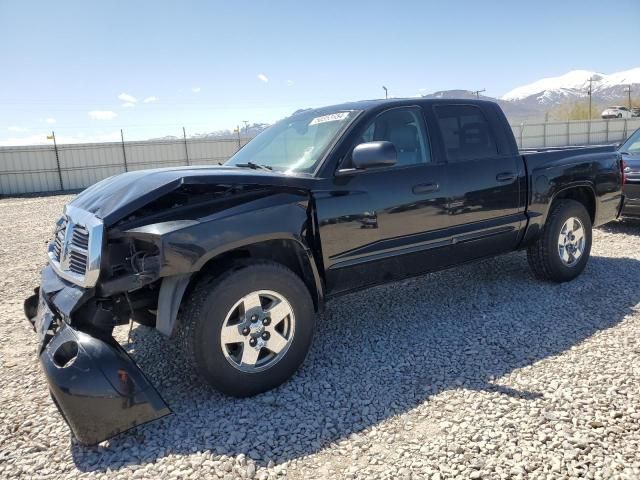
496, 172, 516, 182
412, 183, 439, 195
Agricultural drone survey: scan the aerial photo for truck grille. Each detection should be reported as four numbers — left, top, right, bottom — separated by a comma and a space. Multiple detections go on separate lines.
53, 219, 66, 259
48, 206, 104, 288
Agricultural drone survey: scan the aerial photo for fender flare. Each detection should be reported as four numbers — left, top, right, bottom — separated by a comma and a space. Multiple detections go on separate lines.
543, 182, 597, 225
155, 236, 324, 337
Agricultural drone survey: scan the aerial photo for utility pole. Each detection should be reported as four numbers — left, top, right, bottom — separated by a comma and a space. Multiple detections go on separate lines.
242, 120, 249, 133
472, 89, 486, 99
120, 129, 128, 172
587, 77, 593, 120
382, 86, 388, 99
183, 126, 190, 165
48, 130, 64, 190
624, 85, 632, 110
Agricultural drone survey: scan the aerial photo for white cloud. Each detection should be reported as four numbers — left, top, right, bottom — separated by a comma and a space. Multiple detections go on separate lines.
88, 110, 118, 120
45, 117, 56, 124
192, 87, 201, 93
8, 126, 28, 132
143, 96, 159, 103
257, 73, 269, 83
286, 79, 294, 86
122, 102, 136, 108
118, 92, 137, 103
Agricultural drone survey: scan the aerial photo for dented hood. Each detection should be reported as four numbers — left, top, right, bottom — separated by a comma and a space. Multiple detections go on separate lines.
69, 166, 315, 227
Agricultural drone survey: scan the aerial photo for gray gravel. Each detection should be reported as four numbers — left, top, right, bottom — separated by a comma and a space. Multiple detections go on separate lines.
1, 194, 639, 480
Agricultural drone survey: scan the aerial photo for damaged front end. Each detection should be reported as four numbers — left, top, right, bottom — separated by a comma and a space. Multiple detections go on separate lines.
24, 167, 316, 445
24, 205, 170, 445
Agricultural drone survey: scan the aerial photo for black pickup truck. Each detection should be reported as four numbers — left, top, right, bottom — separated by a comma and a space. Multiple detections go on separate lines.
24, 99, 624, 444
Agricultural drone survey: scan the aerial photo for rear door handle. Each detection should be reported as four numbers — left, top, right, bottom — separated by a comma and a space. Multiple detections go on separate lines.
412, 183, 439, 195
496, 172, 516, 182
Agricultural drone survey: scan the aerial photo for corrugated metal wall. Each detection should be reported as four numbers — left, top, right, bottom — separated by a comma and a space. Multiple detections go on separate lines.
510, 117, 640, 149
0, 137, 251, 195
2, 117, 639, 196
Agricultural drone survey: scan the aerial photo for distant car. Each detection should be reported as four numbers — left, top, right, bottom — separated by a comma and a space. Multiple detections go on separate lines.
601, 106, 633, 119
632, 107, 640, 118
620, 128, 640, 217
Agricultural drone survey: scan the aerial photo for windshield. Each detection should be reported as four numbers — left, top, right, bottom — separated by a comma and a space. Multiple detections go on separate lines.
226, 110, 359, 174
620, 129, 640, 154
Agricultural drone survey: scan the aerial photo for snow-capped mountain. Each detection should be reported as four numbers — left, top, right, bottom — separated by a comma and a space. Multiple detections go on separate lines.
152, 123, 269, 141
421, 67, 639, 121
420, 90, 546, 120
501, 68, 640, 105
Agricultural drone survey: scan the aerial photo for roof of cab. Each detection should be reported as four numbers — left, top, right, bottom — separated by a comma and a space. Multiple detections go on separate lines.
291, 98, 498, 117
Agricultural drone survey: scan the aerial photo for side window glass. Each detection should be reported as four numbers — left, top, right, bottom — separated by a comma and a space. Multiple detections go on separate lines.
359, 122, 375, 144
353, 108, 431, 167
434, 105, 498, 162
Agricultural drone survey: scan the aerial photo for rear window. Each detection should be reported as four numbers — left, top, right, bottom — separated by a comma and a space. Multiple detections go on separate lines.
434, 105, 498, 162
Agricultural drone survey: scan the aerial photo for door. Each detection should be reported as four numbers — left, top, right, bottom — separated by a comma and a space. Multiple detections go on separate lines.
313, 106, 450, 295
432, 104, 524, 261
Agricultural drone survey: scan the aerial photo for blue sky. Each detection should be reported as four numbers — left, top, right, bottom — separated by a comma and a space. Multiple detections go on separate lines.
1, 0, 639, 145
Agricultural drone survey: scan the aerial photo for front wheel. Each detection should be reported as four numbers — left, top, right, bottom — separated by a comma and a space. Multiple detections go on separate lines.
177, 261, 315, 397
527, 199, 592, 282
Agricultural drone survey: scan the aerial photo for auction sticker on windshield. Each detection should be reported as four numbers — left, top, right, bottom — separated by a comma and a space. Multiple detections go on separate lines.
309, 112, 350, 126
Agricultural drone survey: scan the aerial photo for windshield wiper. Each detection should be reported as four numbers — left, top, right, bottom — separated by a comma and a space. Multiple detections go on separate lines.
234, 161, 273, 171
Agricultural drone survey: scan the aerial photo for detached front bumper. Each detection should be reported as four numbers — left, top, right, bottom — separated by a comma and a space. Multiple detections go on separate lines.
24, 266, 170, 445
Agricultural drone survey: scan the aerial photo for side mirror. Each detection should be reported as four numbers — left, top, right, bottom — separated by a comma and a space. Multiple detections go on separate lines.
352, 141, 397, 169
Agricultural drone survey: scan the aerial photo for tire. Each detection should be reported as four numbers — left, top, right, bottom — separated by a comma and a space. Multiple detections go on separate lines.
177, 260, 315, 397
617, 114, 622, 118
527, 199, 592, 282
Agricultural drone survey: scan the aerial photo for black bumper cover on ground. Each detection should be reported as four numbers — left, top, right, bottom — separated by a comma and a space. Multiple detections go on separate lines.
24, 267, 170, 445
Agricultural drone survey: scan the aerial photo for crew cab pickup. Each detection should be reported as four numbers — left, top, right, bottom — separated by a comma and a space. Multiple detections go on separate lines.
24, 99, 624, 444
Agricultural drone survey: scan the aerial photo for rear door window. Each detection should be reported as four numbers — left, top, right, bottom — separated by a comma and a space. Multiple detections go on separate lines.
434, 105, 498, 162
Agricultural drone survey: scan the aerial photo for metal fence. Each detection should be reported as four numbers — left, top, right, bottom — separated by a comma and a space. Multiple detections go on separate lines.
0, 136, 252, 195
511, 117, 640, 149
2, 117, 640, 196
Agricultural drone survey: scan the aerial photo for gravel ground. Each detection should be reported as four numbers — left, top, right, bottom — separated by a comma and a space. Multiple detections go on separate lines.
1, 194, 639, 480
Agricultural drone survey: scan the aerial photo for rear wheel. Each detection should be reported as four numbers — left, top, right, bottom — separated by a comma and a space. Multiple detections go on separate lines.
177, 261, 315, 397
527, 199, 592, 282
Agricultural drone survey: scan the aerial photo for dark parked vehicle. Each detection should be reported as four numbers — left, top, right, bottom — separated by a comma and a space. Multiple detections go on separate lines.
24, 99, 624, 444
620, 128, 640, 217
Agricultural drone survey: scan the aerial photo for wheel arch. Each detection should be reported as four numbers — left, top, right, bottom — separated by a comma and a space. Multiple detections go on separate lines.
548, 184, 596, 224
156, 236, 324, 337
520, 182, 596, 249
